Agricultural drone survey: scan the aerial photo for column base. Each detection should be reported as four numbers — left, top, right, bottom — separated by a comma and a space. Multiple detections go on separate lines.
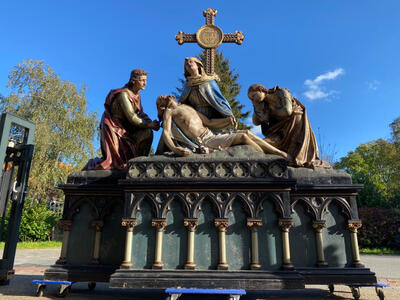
120, 262, 132, 269
152, 262, 164, 269
352, 261, 364, 268
184, 263, 196, 270
250, 263, 261, 270
281, 263, 294, 270
317, 261, 328, 267
91, 258, 100, 264
217, 263, 229, 270
56, 258, 66, 265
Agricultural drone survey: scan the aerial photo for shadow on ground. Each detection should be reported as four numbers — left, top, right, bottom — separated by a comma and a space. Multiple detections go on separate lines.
0, 274, 356, 299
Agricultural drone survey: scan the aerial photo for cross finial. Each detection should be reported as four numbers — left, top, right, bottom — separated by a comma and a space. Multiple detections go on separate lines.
175, 8, 244, 75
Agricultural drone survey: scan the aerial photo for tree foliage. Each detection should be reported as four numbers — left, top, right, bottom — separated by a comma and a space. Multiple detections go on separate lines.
335, 117, 400, 209
0, 59, 98, 199
174, 50, 251, 130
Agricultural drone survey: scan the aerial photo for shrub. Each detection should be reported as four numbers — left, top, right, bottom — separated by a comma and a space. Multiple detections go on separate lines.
19, 199, 59, 241
358, 207, 400, 249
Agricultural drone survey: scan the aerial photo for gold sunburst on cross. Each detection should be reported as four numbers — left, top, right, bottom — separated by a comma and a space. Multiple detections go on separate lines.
175, 8, 245, 75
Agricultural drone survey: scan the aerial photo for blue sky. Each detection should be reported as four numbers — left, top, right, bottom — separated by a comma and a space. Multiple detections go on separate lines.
1, 1, 399, 160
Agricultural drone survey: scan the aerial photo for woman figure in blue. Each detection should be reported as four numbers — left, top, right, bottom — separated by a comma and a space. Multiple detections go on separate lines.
179, 57, 235, 121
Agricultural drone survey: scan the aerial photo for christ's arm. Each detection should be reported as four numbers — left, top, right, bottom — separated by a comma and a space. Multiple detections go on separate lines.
197, 112, 237, 129
162, 109, 191, 157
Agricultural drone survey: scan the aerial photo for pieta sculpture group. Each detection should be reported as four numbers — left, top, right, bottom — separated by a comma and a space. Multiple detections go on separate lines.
84, 8, 330, 170
84, 56, 330, 171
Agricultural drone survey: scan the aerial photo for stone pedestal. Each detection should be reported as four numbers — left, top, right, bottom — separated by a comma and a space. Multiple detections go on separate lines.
44, 146, 376, 292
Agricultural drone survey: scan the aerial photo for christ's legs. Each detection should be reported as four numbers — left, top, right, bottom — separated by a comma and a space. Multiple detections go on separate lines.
245, 131, 291, 159
231, 133, 264, 153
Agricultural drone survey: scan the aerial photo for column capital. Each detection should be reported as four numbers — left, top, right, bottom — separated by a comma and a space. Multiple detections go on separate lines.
152, 218, 167, 230
184, 218, 198, 231
121, 218, 137, 228
247, 218, 263, 229
59, 219, 73, 231
312, 220, 326, 232
279, 218, 294, 232
348, 220, 362, 233
214, 218, 229, 231
91, 220, 104, 231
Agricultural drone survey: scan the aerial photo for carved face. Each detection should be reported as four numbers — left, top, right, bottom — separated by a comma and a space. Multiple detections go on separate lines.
156, 95, 175, 120
132, 75, 147, 91
248, 90, 265, 103
184, 59, 200, 77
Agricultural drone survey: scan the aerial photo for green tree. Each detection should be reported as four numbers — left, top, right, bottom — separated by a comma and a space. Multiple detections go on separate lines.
335, 118, 400, 208
0, 59, 98, 199
174, 50, 251, 129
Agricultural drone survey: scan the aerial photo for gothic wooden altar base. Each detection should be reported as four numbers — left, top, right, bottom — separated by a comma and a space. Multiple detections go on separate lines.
45, 146, 376, 293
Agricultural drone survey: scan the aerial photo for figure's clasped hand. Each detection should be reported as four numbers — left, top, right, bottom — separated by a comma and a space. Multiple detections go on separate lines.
229, 116, 238, 130
148, 120, 160, 131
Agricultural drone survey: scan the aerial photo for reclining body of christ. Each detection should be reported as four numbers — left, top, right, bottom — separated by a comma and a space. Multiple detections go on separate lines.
156, 95, 291, 159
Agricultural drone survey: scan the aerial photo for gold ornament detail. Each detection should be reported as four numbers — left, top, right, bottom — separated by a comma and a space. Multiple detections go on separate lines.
278, 218, 294, 232
348, 220, 362, 233
214, 218, 229, 231
184, 218, 198, 231
152, 218, 167, 229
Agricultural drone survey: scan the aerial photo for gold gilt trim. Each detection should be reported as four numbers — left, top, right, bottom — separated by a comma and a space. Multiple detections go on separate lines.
152, 218, 167, 230
247, 218, 263, 229
121, 218, 137, 228
59, 219, 73, 231
312, 220, 326, 232
278, 218, 294, 232
214, 218, 229, 231
91, 220, 104, 231
348, 220, 362, 233
184, 218, 198, 231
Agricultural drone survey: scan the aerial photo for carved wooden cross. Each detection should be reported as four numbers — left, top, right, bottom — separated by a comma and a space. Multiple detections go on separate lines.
175, 8, 245, 75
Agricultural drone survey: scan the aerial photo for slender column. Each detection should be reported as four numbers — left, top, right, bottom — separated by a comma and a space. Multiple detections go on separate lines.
247, 218, 262, 269
214, 218, 229, 270
91, 220, 104, 264
121, 218, 137, 269
184, 218, 198, 269
278, 218, 294, 270
152, 218, 167, 269
56, 219, 72, 264
348, 220, 364, 267
312, 220, 328, 267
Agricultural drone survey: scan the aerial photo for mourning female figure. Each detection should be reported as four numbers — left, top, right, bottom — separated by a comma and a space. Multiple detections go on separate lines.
248, 84, 330, 168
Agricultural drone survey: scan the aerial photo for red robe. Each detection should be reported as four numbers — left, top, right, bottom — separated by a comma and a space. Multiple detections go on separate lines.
97, 88, 150, 170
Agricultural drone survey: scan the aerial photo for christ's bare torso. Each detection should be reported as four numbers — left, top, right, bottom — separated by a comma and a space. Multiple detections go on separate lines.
169, 104, 207, 140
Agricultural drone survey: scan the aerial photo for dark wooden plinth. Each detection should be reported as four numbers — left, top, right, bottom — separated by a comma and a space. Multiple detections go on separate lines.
44, 264, 119, 283
109, 269, 305, 290
297, 267, 377, 285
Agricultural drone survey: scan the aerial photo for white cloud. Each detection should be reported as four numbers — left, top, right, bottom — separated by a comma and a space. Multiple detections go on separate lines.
303, 68, 344, 101
367, 80, 380, 91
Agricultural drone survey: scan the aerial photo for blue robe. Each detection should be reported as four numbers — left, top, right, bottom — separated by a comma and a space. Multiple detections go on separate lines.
179, 80, 233, 118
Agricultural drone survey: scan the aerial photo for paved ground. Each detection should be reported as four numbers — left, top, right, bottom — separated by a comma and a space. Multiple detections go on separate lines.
0, 249, 399, 299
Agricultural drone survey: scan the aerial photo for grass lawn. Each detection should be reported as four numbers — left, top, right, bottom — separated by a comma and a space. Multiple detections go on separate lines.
360, 247, 400, 255
0, 241, 61, 249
